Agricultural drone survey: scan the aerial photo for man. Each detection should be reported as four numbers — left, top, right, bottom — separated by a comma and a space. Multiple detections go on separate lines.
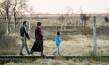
30, 22, 45, 56
19, 21, 30, 55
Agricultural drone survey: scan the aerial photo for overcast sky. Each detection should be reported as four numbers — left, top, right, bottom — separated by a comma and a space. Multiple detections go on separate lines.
28, 0, 109, 14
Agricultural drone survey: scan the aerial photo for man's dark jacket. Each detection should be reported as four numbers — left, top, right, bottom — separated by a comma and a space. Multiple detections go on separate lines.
20, 26, 30, 39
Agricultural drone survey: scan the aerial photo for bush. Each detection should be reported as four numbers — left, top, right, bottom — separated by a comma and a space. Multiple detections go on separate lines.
0, 36, 16, 49
0, 21, 17, 55
104, 17, 109, 22
0, 29, 5, 38
0, 36, 17, 55
0, 22, 5, 38
89, 51, 97, 60
54, 54, 65, 60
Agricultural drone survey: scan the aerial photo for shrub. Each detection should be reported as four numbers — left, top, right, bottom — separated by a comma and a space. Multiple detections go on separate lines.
54, 54, 65, 60
0, 21, 17, 55
104, 17, 109, 22
0, 22, 5, 38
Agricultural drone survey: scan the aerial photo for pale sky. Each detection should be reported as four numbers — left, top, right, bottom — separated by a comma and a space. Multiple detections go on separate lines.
28, 0, 109, 14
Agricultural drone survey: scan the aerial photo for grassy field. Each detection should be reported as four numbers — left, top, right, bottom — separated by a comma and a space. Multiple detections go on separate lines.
6, 16, 109, 56
1, 16, 109, 65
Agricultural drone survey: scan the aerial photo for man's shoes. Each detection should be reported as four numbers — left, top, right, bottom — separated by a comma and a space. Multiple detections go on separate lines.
30, 52, 34, 56
28, 53, 30, 55
19, 53, 25, 56
41, 54, 46, 57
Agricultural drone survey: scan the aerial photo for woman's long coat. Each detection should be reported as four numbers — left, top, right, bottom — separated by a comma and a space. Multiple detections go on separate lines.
31, 34, 43, 52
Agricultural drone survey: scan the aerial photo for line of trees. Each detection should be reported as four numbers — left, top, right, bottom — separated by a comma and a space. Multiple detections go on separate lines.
79, 6, 90, 27
58, 6, 90, 30
0, 0, 34, 34
58, 6, 73, 30
104, 7, 109, 23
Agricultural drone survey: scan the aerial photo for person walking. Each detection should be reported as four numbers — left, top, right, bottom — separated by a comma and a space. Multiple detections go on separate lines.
19, 21, 30, 55
53, 31, 62, 55
30, 22, 45, 56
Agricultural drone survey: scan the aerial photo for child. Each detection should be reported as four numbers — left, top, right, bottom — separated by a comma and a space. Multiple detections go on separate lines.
53, 31, 62, 55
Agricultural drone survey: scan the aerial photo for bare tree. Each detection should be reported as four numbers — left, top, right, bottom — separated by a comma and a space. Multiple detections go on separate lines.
79, 6, 84, 26
70, 9, 73, 28
0, 0, 12, 34
104, 17, 109, 22
104, 7, 109, 23
107, 6, 109, 13
0, 0, 5, 22
0, 0, 29, 34
80, 14, 90, 27
79, 6, 90, 27
58, 14, 65, 30
64, 6, 72, 30
11, 0, 28, 31
79, 6, 83, 14
26, 6, 34, 34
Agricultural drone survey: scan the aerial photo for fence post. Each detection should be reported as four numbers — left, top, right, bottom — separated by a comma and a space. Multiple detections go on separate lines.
93, 16, 96, 55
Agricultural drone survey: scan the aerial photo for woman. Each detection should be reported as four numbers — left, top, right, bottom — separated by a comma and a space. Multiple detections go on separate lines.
30, 22, 45, 56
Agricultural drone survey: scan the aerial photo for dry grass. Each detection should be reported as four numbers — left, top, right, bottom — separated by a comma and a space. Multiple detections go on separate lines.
54, 54, 65, 60
13, 34, 109, 56
0, 35, 17, 55
0, 22, 17, 55
4, 58, 109, 65
9, 17, 109, 55
0, 16, 109, 63
2, 16, 109, 65
0, 50, 17, 55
